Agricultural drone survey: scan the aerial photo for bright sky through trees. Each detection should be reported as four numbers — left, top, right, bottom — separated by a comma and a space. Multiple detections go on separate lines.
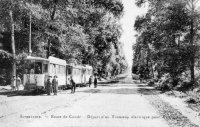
120, 0, 147, 66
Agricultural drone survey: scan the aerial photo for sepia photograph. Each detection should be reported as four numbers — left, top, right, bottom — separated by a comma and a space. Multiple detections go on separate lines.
0, 0, 200, 127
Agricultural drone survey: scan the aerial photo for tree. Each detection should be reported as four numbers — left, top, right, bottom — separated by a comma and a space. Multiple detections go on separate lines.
185, 0, 200, 84
10, 0, 16, 85
0, 0, 127, 84
133, 0, 195, 86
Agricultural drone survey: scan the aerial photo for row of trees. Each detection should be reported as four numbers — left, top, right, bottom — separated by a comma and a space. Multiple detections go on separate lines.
0, 0, 128, 85
133, 0, 200, 87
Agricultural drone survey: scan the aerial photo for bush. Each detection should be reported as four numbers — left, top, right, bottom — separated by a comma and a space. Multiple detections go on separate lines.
0, 70, 6, 86
155, 73, 173, 91
0, 50, 12, 86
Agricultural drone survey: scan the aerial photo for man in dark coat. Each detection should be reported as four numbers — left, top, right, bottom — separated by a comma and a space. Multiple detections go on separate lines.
89, 76, 92, 87
46, 76, 52, 95
52, 75, 58, 95
94, 75, 98, 88
70, 76, 76, 94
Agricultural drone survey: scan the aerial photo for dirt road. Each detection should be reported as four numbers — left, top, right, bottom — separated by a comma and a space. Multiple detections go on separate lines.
0, 74, 199, 127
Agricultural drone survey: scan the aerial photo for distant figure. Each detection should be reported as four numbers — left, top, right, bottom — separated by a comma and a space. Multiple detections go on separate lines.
25, 69, 28, 74
89, 76, 92, 87
30, 67, 34, 74
52, 75, 58, 95
16, 75, 21, 91
35, 66, 41, 74
94, 75, 98, 88
46, 76, 52, 95
70, 76, 76, 94
11, 76, 16, 91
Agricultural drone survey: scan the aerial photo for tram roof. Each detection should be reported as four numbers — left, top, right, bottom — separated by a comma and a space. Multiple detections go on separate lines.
71, 64, 93, 69
82, 65, 93, 69
48, 56, 67, 66
25, 56, 49, 61
85, 65, 93, 69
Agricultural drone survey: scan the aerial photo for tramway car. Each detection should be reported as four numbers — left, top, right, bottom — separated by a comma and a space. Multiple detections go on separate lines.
23, 56, 93, 91
66, 65, 93, 87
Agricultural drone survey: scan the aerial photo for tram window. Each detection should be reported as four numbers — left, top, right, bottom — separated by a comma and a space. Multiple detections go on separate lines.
24, 62, 34, 74
62, 66, 65, 74
53, 64, 56, 74
59, 65, 64, 74
77, 69, 79, 75
43, 64, 48, 73
61, 66, 64, 74
59, 66, 61, 74
56, 65, 59, 74
60, 65, 62, 74
50, 64, 53, 73
58, 65, 61, 74
35, 62, 42, 74
79, 69, 81, 75
63, 66, 66, 74
67, 68, 72, 75
29, 63, 35, 74
78, 69, 80, 75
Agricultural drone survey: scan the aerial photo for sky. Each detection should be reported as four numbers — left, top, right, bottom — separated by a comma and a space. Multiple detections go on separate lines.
120, 0, 147, 67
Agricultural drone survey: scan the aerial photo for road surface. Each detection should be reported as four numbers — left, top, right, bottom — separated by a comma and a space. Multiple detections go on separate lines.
0, 74, 199, 127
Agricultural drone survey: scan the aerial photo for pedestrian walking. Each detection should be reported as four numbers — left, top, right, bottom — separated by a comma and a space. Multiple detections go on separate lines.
16, 75, 21, 91
94, 75, 98, 88
89, 76, 92, 87
52, 75, 58, 95
11, 75, 16, 91
70, 76, 76, 94
46, 76, 52, 95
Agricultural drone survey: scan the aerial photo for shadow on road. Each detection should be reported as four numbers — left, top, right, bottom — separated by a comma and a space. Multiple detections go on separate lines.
137, 88, 161, 95
0, 90, 46, 97
0, 76, 162, 96
80, 85, 161, 95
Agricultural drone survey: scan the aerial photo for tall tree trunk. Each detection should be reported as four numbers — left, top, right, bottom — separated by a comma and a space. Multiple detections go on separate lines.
147, 44, 154, 78
190, 18, 195, 84
47, 0, 58, 58
10, 0, 16, 85
190, 0, 195, 85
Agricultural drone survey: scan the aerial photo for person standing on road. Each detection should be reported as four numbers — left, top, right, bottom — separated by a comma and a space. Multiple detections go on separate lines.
46, 76, 52, 95
52, 75, 58, 95
16, 75, 21, 91
94, 75, 98, 88
89, 76, 92, 87
70, 76, 76, 94
11, 76, 16, 91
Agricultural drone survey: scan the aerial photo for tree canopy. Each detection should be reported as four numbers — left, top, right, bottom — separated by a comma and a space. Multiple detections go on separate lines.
133, 0, 200, 86
0, 0, 127, 85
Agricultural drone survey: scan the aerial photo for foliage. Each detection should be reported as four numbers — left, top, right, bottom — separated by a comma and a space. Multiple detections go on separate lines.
133, 0, 200, 87
0, 50, 12, 85
0, 0, 127, 85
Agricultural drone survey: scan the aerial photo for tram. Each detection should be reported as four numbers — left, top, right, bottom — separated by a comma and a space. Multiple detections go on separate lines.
23, 56, 93, 91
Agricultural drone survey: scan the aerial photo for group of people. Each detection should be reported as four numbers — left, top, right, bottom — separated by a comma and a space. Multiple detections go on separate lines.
88, 75, 98, 88
46, 75, 58, 95
45, 74, 98, 95
11, 75, 21, 91
70, 75, 98, 94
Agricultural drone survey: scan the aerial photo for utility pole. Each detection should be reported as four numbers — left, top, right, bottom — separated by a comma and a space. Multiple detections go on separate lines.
29, 0, 32, 56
